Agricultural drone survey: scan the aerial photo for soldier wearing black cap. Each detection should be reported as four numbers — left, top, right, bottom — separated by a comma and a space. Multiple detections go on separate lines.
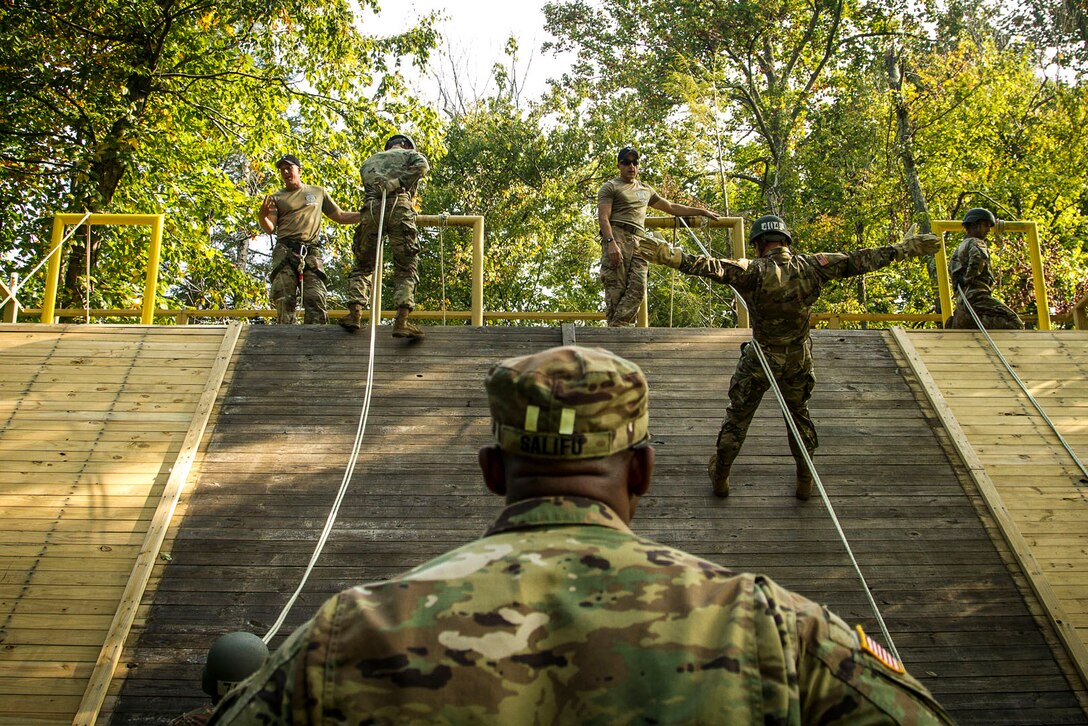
258, 154, 361, 325
597, 146, 722, 326
945, 208, 1023, 330
637, 215, 940, 499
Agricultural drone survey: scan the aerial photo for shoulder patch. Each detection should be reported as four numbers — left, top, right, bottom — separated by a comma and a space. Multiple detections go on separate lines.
856, 625, 905, 674
814, 252, 830, 267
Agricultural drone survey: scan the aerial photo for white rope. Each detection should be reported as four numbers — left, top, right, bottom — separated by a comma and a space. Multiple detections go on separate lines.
438, 212, 449, 325
262, 189, 389, 643
730, 287, 902, 662
0, 211, 93, 314
956, 285, 1088, 482
84, 225, 91, 324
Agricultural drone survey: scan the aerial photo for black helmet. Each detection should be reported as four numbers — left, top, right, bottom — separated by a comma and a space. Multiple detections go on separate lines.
749, 215, 792, 247
201, 631, 269, 701
385, 134, 415, 150
962, 207, 996, 227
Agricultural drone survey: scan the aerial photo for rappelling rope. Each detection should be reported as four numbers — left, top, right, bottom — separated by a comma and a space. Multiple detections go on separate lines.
663, 219, 902, 659
956, 285, 1088, 482
262, 188, 389, 643
0, 211, 93, 315
438, 212, 449, 325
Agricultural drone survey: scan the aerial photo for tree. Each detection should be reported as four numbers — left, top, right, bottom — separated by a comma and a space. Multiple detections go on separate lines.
0, 0, 441, 314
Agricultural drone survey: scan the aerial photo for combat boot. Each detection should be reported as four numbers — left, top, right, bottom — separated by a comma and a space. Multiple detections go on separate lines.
708, 453, 731, 498
795, 466, 814, 501
338, 303, 363, 332
392, 306, 424, 339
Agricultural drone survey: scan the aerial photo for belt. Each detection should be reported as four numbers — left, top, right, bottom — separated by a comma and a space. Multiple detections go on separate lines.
277, 238, 317, 252
611, 221, 645, 234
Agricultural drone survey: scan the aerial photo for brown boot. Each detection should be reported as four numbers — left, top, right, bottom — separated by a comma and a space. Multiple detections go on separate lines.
796, 467, 814, 501
338, 303, 364, 332
392, 306, 424, 339
708, 454, 731, 498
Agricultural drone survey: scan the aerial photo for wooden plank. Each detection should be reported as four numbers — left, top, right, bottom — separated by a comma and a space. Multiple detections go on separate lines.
893, 327, 1088, 691
74, 321, 241, 725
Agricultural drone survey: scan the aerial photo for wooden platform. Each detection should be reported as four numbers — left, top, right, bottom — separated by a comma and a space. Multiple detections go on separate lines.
0, 325, 238, 726
1, 324, 1086, 724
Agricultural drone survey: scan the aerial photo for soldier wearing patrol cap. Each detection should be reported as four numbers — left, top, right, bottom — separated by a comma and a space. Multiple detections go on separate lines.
637, 215, 941, 499
339, 133, 431, 338
945, 207, 1024, 330
206, 345, 951, 725
258, 154, 362, 325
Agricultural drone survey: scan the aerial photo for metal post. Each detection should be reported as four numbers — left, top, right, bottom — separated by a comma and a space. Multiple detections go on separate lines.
141, 214, 165, 325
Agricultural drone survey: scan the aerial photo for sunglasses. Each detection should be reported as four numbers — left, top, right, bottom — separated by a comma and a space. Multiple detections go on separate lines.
619, 158, 640, 166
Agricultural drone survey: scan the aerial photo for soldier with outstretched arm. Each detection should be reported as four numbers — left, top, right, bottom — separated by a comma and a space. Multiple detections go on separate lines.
206, 345, 951, 725
637, 216, 940, 499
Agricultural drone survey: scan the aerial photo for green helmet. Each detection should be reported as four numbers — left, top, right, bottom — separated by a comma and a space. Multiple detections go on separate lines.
962, 207, 996, 227
201, 631, 268, 701
749, 215, 792, 247
385, 134, 415, 150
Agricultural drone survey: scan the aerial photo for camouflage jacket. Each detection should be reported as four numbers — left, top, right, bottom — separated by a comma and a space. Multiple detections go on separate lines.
359, 148, 430, 201
949, 236, 995, 300
209, 496, 951, 725
679, 245, 909, 348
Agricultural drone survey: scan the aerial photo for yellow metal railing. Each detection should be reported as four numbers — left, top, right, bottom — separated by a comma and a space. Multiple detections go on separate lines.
42, 213, 165, 325
11, 213, 1070, 330
932, 219, 1049, 330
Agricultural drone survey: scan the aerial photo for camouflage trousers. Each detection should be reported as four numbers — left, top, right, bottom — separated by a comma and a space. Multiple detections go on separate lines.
346, 199, 420, 311
600, 226, 648, 326
715, 340, 818, 470
946, 293, 1023, 330
269, 242, 328, 325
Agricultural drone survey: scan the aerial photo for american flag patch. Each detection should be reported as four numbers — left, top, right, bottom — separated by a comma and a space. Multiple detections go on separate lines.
815, 253, 830, 266
856, 625, 905, 674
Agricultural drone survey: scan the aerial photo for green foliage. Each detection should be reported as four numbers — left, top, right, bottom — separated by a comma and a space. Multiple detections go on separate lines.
0, 0, 440, 314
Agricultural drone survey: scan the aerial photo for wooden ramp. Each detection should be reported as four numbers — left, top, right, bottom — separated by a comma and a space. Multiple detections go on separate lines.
2, 325, 1086, 724
898, 329, 1088, 693
0, 325, 238, 725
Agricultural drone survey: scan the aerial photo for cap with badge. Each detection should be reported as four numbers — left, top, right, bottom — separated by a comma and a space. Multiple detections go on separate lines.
276, 154, 301, 169
485, 346, 649, 460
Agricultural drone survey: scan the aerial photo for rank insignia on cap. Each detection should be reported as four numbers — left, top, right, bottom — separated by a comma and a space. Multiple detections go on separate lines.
855, 625, 904, 674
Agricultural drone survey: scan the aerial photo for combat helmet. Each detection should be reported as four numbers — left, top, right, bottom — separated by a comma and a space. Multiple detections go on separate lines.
962, 207, 996, 227
749, 215, 792, 247
201, 631, 269, 702
385, 134, 416, 150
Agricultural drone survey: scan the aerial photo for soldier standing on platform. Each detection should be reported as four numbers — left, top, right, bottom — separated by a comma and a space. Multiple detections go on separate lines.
259, 154, 361, 325
637, 216, 940, 499
339, 134, 431, 339
945, 207, 1024, 330
207, 345, 951, 725
597, 146, 721, 326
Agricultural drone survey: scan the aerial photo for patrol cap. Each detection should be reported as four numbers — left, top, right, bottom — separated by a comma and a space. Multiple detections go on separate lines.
485, 346, 649, 460
617, 146, 639, 163
276, 154, 301, 169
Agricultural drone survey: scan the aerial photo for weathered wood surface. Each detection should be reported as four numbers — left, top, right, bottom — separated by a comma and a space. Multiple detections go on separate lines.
0, 325, 231, 726
93, 326, 1084, 724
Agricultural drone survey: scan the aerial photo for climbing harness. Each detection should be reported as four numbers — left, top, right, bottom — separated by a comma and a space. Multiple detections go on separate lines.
730, 289, 903, 662
956, 286, 1088, 483
0, 211, 93, 315
262, 189, 390, 643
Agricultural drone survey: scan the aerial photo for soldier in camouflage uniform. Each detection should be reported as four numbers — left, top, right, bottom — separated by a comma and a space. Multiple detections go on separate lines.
946, 207, 1024, 330
207, 345, 951, 725
597, 146, 721, 326
259, 154, 361, 324
339, 134, 431, 338
638, 216, 940, 499
168, 632, 267, 726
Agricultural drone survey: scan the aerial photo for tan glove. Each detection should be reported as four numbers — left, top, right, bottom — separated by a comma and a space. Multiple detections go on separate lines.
894, 223, 940, 257
634, 237, 683, 268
